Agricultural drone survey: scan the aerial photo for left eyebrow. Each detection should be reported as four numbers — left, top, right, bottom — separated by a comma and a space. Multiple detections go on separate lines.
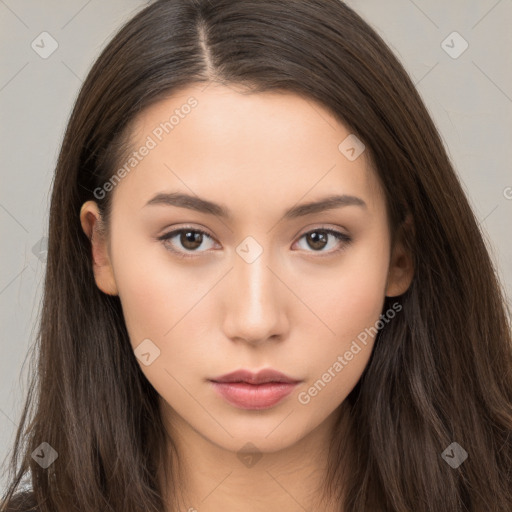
144, 192, 367, 222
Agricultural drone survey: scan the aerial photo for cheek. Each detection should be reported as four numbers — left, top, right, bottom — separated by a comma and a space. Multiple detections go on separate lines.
302, 232, 390, 342
114, 262, 167, 343
294, 233, 389, 400
111, 237, 217, 387
108, 226, 190, 347
112, 249, 211, 399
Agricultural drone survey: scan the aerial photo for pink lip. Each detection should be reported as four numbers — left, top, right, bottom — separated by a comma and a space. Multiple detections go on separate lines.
209, 381, 300, 409
208, 368, 301, 410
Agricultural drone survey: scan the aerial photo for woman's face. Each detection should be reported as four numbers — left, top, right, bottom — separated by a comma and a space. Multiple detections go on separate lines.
81, 83, 412, 454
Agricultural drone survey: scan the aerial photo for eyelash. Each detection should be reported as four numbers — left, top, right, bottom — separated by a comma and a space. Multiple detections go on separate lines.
157, 226, 352, 260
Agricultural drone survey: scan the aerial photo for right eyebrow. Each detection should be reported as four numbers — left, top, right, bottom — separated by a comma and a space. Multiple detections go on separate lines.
144, 191, 367, 222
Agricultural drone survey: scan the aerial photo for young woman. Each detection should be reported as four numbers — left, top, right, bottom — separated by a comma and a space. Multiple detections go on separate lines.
2, 1, 511, 511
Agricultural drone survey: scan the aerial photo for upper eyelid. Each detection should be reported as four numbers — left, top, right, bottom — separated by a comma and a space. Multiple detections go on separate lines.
158, 225, 350, 246
159, 224, 349, 236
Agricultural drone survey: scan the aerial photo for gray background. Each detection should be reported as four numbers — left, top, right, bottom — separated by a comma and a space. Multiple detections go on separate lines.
1, 0, 511, 490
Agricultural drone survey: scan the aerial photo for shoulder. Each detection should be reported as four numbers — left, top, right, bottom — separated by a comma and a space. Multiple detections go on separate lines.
2, 490, 39, 512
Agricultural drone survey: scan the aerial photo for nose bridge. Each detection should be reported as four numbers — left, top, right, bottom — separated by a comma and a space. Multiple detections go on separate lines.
222, 242, 286, 342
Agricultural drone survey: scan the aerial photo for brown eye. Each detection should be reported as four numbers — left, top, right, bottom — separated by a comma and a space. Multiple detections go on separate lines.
179, 230, 204, 250
305, 231, 329, 250
295, 228, 352, 255
158, 228, 216, 258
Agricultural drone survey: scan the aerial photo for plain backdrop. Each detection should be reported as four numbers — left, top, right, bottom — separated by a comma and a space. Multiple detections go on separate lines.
1, 0, 511, 491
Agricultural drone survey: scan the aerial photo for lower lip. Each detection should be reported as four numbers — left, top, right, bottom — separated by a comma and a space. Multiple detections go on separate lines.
209, 381, 300, 410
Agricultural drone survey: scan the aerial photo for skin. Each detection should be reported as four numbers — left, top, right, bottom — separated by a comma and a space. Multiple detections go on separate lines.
80, 83, 414, 511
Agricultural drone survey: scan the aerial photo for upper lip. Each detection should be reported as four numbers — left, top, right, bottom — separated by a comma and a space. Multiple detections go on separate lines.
210, 369, 301, 385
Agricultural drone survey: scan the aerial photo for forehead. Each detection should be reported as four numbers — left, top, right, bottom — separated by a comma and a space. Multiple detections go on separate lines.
113, 83, 384, 218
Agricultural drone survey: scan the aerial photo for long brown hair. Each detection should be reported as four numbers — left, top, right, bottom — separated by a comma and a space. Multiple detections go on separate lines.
2, 1, 511, 510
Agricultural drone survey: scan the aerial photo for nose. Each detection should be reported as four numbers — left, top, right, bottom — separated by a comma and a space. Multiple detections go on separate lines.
221, 249, 289, 345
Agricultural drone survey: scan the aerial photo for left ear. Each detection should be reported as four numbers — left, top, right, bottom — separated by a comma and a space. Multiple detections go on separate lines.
385, 213, 415, 297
